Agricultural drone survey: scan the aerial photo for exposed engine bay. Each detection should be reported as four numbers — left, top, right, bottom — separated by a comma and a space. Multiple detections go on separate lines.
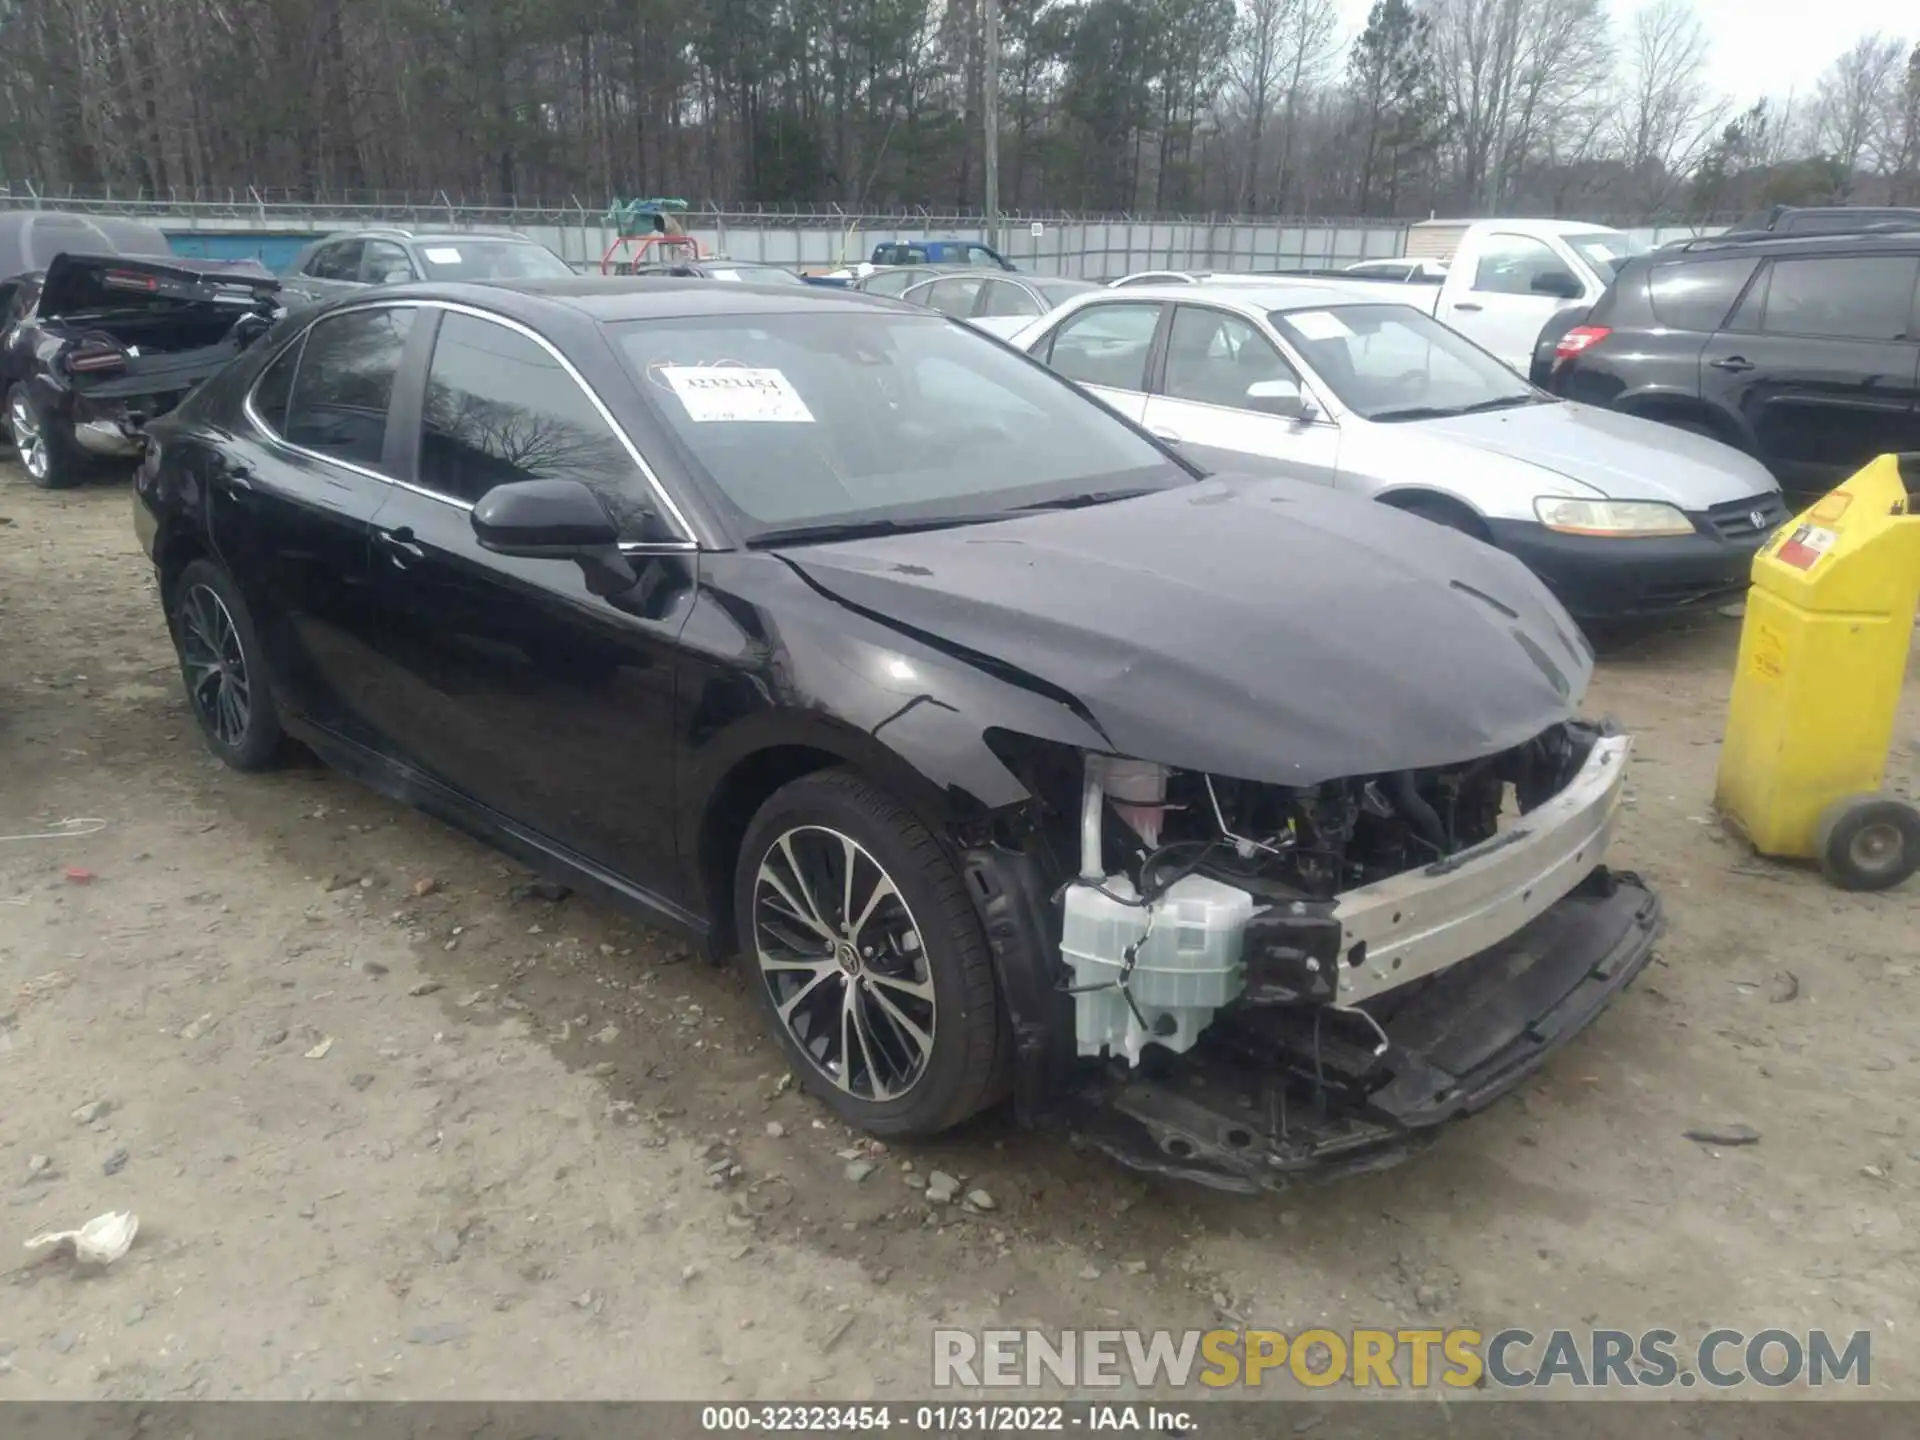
968, 718, 1660, 1191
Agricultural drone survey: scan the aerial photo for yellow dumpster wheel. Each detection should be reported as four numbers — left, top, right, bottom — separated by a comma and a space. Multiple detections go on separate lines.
1813, 795, 1920, 892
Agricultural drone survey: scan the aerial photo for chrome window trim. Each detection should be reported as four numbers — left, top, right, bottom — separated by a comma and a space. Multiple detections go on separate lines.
242, 297, 701, 544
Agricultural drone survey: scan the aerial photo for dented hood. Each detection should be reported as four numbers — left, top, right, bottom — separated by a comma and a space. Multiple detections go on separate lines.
782, 477, 1592, 786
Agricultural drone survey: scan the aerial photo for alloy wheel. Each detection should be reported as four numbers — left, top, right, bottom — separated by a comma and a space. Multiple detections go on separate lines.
178, 583, 252, 749
752, 825, 937, 1101
10, 390, 49, 482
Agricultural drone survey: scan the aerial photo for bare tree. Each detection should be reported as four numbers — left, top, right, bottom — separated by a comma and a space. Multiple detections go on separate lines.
1609, 0, 1724, 213
1883, 41, 1920, 200
1424, 0, 1612, 211
1223, 0, 1290, 210
1811, 32, 1906, 182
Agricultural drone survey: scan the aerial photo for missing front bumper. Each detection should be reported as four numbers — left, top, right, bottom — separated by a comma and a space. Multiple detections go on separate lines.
1054, 868, 1662, 1192
1332, 731, 1632, 1005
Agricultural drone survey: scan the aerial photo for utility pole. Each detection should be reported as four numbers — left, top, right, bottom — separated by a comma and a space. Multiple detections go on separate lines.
983, 0, 1001, 255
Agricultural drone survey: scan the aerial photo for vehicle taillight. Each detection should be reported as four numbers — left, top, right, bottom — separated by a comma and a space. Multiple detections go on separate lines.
1554, 325, 1611, 364
65, 343, 128, 375
103, 270, 159, 293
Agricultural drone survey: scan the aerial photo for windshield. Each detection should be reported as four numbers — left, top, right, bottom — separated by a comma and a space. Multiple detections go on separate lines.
612, 311, 1188, 540
1563, 230, 1649, 281
415, 240, 574, 281
1270, 303, 1539, 421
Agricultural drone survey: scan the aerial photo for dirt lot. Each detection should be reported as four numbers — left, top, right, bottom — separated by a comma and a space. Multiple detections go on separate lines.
3, 468, 1918, 1412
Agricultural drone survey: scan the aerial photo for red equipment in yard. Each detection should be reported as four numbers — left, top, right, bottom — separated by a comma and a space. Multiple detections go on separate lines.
599, 233, 706, 275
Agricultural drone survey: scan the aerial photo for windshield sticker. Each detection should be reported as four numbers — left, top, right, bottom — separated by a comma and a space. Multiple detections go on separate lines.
1288, 310, 1353, 341
1774, 524, 1836, 571
422, 246, 462, 264
709, 270, 744, 282
661, 365, 815, 423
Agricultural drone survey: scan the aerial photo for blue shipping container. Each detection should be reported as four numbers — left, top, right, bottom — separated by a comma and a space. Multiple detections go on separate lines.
166, 231, 321, 275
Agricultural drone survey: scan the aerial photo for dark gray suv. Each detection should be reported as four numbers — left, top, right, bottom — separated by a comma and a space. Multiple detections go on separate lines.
281, 228, 574, 309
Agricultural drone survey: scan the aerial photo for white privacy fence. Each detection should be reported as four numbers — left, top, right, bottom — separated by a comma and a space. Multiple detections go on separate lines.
0, 189, 1726, 275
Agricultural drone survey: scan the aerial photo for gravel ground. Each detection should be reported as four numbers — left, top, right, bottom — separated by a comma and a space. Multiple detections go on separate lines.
2, 468, 1917, 1415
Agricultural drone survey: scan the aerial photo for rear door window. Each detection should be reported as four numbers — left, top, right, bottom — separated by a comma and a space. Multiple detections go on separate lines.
250, 338, 303, 435
1650, 257, 1760, 332
1756, 256, 1920, 341
282, 307, 415, 469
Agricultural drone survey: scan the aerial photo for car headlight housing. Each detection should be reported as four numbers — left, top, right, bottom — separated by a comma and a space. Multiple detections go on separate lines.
1533, 497, 1694, 537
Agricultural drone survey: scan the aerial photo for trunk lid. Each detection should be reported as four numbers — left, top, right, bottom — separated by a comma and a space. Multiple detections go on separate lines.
38, 253, 279, 318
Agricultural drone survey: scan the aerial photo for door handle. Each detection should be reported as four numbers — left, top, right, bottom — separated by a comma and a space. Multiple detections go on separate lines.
375, 525, 425, 562
1452, 302, 1483, 312
215, 456, 255, 492
1710, 355, 1755, 373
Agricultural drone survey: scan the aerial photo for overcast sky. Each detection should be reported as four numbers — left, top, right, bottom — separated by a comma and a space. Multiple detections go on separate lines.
1334, 0, 1913, 108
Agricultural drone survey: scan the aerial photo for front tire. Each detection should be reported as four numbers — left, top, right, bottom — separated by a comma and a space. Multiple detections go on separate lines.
734, 769, 1005, 1136
170, 558, 286, 771
8, 383, 85, 490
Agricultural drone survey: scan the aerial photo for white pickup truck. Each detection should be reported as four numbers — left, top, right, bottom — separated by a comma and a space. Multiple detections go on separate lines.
1296, 218, 1648, 374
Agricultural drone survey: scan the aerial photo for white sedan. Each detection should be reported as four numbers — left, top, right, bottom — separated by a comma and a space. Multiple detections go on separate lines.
1009, 281, 1790, 623
898, 270, 1100, 339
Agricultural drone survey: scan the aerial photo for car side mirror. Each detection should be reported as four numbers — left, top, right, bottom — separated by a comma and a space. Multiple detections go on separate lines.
472, 479, 621, 557
1530, 271, 1582, 300
1245, 378, 1309, 420
373, 266, 411, 286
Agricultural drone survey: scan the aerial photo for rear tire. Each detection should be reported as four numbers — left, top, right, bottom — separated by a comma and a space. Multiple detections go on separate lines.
8, 383, 85, 490
169, 558, 287, 772
733, 768, 1006, 1137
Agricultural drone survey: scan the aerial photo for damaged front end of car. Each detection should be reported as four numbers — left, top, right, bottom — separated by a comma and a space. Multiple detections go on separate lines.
960, 719, 1659, 1192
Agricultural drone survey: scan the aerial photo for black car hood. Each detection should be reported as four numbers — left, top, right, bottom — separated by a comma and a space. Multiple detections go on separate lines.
781, 477, 1593, 786
39, 252, 279, 317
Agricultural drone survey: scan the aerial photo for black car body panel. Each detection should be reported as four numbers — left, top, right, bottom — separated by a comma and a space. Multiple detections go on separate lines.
135, 278, 1658, 1182
5, 249, 281, 475
1541, 232, 1920, 496
780, 477, 1593, 787
37, 251, 278, 315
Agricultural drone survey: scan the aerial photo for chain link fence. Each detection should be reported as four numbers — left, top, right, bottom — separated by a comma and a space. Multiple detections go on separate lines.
0, 184, 1723, 275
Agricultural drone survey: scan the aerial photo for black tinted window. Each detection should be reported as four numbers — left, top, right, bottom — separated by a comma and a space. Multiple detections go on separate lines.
310, 241, 363, 282
283, 307, 414, 467
419, 312, 654, 532
1649, 257, 1759, 331
1760, 257, 1920, 340
251, 338, 302, 434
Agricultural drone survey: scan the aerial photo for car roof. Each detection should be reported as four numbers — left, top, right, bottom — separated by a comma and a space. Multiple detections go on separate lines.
1644, 230, 1920, 262
364, 276, 905, 322
1077, 279, 1393, 312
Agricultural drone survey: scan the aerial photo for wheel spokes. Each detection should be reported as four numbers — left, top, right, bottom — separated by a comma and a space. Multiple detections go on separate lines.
752, 824, 936, 1103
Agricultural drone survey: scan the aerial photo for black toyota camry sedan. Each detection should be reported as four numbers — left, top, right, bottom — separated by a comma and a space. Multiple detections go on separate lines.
135, 278, 1660, 1191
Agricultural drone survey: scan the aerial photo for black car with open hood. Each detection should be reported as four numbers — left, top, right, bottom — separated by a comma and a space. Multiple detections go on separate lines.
4, 246, 281, 489
133, 278, 1661, 1192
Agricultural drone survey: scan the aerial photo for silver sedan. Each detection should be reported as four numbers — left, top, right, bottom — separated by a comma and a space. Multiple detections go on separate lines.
1010, 281, 1791, 622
